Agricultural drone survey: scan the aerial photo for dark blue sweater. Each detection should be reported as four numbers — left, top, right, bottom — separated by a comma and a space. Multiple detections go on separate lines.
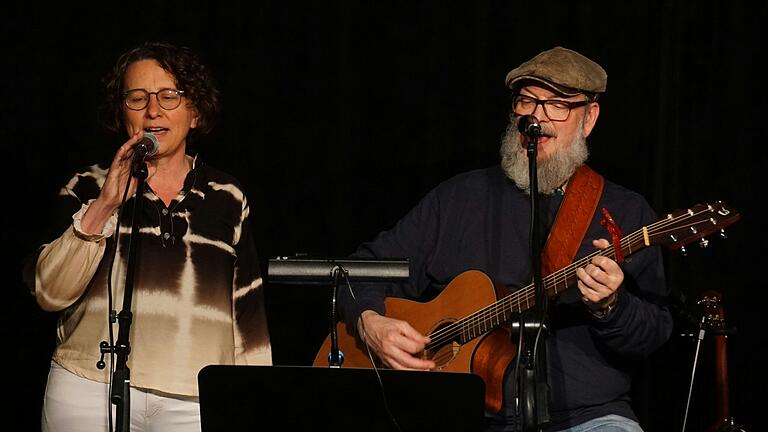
338, 165, 673, 431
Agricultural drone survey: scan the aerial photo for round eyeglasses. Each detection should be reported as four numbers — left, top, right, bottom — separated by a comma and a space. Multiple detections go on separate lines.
511, 94, 590, 121
123, 88, 186, 111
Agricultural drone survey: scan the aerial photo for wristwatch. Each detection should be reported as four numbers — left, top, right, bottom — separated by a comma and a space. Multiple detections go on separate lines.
589, 292, 618, 320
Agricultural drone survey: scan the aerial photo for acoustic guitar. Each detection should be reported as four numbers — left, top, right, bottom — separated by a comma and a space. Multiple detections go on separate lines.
313, 201, 741, 413
700, 290, 746, 432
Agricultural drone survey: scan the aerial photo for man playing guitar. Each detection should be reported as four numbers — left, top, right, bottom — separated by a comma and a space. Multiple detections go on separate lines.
333, 47, 736, 431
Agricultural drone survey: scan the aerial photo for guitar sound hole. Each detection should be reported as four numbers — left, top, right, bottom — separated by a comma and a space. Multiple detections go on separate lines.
423, 321, 461, 370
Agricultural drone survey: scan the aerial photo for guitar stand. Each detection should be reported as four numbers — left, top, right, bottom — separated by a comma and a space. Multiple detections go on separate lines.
680, 321, 746, 432
681, 316, 707, 432
681, 291, 747, 432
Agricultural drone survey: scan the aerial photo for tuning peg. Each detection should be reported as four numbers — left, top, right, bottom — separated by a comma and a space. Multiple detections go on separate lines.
719, 229, 728, 239
699, 238, 709, 248
680, 245, 688, 256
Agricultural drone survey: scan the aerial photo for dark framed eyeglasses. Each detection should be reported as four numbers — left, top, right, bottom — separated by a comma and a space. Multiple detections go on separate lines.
511, 93, 590, 121
123, 88, 186, 111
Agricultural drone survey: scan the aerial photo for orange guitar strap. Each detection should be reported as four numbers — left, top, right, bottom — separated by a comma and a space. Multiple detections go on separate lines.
541, 164, 605, 276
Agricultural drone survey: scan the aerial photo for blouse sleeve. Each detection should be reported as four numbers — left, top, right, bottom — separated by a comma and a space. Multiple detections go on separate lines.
35, 179, 116, 311
231, 194, 272, 365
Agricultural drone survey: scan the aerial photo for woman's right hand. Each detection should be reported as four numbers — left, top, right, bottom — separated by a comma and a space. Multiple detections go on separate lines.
79, 132, 147, 234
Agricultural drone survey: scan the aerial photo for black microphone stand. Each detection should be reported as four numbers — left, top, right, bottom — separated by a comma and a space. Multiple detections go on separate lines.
99, 153, 150, 432
518, 117, 550, 431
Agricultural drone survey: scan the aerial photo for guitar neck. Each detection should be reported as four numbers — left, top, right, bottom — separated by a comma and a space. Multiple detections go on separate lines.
454, 228, 649, 342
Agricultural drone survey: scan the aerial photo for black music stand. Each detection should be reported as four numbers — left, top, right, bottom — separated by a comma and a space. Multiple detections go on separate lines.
198, 365, 485, 432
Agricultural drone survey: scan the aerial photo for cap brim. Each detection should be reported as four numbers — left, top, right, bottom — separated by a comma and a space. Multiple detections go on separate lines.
506, 76, 582, 97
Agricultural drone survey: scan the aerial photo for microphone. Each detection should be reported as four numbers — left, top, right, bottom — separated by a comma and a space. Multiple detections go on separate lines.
517, 115, 542, 137
135, 132, 159, 158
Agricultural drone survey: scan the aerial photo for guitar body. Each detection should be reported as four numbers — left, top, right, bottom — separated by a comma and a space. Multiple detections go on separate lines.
313, 270, 518, 412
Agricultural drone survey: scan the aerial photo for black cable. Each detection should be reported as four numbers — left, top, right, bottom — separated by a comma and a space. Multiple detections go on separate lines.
342, 272, 403, 432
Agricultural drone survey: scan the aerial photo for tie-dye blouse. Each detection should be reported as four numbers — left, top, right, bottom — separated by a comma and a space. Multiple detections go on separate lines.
34, 157, 272, 397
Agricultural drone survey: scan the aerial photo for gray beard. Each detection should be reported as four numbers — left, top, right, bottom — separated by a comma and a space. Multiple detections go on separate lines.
499, 117, 589, 195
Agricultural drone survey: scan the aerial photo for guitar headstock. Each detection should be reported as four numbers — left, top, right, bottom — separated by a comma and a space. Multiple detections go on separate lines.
647, 201, 741, 251
699, 289, 726, 332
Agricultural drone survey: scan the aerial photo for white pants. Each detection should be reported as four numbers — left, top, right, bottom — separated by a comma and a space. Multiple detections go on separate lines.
42, 361, 201, 432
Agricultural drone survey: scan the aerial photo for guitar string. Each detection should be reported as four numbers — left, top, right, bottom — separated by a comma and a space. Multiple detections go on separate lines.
427, 206, 720, 349
427, 209, 701, 347
428, 228, 633, 347
425, 206, 718, 350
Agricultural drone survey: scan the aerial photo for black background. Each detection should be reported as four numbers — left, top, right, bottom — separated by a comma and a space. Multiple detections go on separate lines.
3, 1, 766, 431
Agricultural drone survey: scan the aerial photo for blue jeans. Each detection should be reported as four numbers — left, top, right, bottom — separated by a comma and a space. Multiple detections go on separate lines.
556, 414, 643, 432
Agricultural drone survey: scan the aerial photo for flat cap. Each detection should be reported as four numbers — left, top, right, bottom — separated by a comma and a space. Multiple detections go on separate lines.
505, 46, 607, 96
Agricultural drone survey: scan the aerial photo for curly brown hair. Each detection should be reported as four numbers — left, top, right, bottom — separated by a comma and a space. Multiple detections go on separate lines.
101, 41, 221, 137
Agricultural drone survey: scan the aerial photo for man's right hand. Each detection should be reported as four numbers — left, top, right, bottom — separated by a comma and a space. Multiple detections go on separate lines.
357, 310, 436, 371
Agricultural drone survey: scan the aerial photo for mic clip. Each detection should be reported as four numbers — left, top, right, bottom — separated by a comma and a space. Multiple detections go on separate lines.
131, 152, 149, 179
518, 115, 542, 137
